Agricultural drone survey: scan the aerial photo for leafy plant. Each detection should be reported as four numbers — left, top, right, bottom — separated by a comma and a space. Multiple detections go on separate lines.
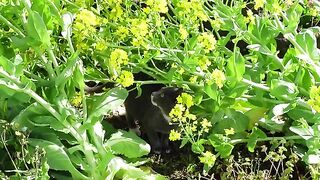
1, 0, 320, 179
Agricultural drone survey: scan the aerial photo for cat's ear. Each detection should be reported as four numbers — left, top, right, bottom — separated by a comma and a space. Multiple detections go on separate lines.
174, 87, 183, 94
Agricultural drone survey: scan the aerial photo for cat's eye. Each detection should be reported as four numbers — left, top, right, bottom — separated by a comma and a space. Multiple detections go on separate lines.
160, 93, 164, 97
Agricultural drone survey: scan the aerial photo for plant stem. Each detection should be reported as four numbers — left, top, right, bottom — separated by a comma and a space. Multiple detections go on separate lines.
230, 135, 303, 145
0, 14, 25, 37
241, 78, 270, 91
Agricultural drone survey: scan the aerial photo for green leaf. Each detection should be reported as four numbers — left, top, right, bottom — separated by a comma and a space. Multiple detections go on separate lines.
107, 157, 166, 180
26, 10, 51, 48
288, 107, 316, 123
245, 107, 268, 130
290, 118, 314, 140
87, 87, 128, 121
55, 51, 79, 87
12, 103, 69, 133
304, 154, 320, 165
105, 130, 150, 158
191, 139, 206, 154
226, 49, 245, 82
294, 30, 320, 61
28, 138, 87, 179
208, 134, 233, 158
213, 109, 249, 134
247, 127, 267, 152
204, 83, 218, 100
270, 79, 298, 101
258, 104, 293, 132
284, 3, 303, 32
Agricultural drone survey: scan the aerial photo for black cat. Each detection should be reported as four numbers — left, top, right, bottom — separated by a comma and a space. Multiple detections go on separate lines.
124, 85, 182, 154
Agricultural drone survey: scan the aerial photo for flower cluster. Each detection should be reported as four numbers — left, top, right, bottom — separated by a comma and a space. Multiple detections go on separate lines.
198, 56, 211, 71
308, 86, 320, 112
176, 0, 208, 22
199, 151, 216, 167
207, 69, 226, 88
245, 10, 255, 25
108, 49, 134, 87
130, 19, 149, 48
145, 0, 168, 14
169, 129, 181, 141
179, 25, 189, 40
70, 92, 82, 108
254, 0, 266, 10
169, 92, 213, 142
103, 0, 125, 21
116, 70, 134, 87
197, 32, 217, 53
74, 9, 100, 40
114, 26, 129, 40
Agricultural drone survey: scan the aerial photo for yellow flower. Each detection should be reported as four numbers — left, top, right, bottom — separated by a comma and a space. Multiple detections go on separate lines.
177, 93, 194, 108
189, 76, 198, 83
169, 129, 181, 141
198, 56, 211, 71
76, 9, 100, 26
254, 0, 265, 10
71, 92, 82, 107
308, 86, 320, 112
197, 32, 216, 53
246, 9, 255, 25
110, 49, 128, 68
169, 104, 185, 121
95, 40, 106, 51
116, 70, 134, 87
208, 69, 226, 88
131, 19, 149, 38
272, 3, 282, 15
146, 0, 168, 13
115, 26, 129, 40
224, 128, 235, 136
201, 118, 212, 133
179, 25, 189, 40
210, 18, 224, 30
199, 151, 216, 166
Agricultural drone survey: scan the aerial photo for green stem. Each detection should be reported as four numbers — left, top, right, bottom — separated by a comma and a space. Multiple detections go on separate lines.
47, 47, 60, 74
230, 135, 303, 145
0, 14, 25, 37
241, 78, 270, 92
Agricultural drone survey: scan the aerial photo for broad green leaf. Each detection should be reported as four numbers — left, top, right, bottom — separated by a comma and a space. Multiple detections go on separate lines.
55, 51, 79, 87
12, 103, 69, 133
213, 109, 249, 134
247, 127, 267, 152
105, 130, 150, 158
294, 30, 320, 62
204, 83, 218, 101
288, 107, 316, 123
226, 49, 245, 82
26, 10, 51, 48
28, 138, 87, 179
245, 107, 268, 130
295, 67, 314, 92
270, 79, 298, 101
304, 154, 320, 165
284, 3, 303, 32
107, 157, 166, 180
191, 139, 206, 154
258, 104, 291, 132
290, 118, 314, 140
208, 134, 233, 158
87, 87, 128, 121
